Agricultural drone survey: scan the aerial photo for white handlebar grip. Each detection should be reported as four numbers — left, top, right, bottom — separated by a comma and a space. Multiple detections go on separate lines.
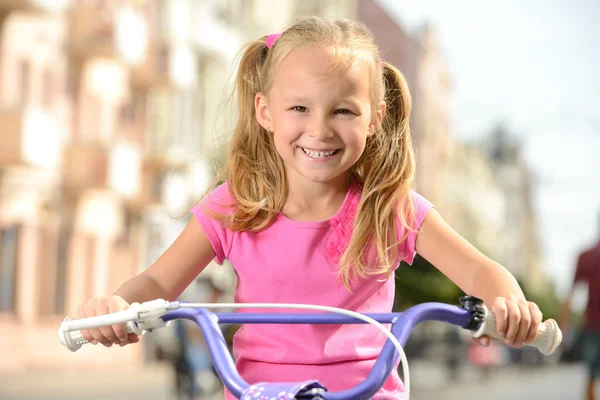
473, 308, 562, 355
58, 317, 142, 352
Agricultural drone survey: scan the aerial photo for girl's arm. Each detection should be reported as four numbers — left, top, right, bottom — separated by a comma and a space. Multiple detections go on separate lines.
415, 208, 542, 347
114, 218, 217, 303
77, 218, 216, 347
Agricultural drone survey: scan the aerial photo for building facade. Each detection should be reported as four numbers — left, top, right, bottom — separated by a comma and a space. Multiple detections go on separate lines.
0, 0, 361, 373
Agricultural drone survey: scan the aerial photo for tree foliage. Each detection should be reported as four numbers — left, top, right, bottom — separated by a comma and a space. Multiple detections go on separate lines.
393, 254, 464, 311
393, 255, 560, 321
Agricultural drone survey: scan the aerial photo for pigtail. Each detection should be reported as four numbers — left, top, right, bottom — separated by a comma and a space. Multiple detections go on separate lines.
339, 61, 416, 288
380, 61, 417, 238
223, 39, 288, 231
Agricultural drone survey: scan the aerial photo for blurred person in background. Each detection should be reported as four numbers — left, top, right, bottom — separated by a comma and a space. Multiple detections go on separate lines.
560, 212, 600, 400
165, 274, 228, 400
466, 336, 504, 381
172, 276, 226, 400
154, 271, 230, 400
443, 327, 466, 381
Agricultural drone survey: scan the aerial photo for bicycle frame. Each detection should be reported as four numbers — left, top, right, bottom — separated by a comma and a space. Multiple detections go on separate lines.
161, 302, 472, 400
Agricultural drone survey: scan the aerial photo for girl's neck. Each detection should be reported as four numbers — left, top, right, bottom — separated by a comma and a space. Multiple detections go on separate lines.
282, 173, 352, 222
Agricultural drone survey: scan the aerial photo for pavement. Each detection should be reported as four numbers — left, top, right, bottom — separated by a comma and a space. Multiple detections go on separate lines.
0, 360, 591, 400
1, 363, 179, 400
408, 360, 589, 400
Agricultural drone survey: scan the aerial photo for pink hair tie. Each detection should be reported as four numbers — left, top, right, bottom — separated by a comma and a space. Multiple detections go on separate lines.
265, 33, 281, 49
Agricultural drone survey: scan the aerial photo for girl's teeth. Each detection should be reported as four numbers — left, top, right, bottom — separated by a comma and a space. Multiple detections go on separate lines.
301, 148, 337, 158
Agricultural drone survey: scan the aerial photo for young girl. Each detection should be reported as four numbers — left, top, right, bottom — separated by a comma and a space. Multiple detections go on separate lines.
77, 17, 543, 399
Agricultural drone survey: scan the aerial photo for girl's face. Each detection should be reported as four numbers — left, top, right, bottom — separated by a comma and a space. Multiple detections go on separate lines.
255, 45, 384, 188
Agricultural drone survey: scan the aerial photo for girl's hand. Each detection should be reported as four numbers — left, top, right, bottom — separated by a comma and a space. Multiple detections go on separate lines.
474, 295, 543, 348
76, 295, 140, 347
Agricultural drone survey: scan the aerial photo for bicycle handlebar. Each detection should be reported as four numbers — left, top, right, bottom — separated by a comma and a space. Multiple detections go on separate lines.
57, 298, 562, 400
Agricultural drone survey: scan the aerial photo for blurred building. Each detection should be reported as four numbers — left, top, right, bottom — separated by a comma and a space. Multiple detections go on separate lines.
357, 0, 419, 138
0, 0, 361, 373
484, 125, 547, 293
0, 0, 153, 371
358, 1, 452, 209
358, 1, 547, 294
0, 0, 239, 372
0, 0, 547, 376
442, 125, 547, 293
412, 25, 453, 211
443, 142, 507, 262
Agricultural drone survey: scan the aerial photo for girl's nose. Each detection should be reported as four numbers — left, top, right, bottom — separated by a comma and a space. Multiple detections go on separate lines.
307, 115, 334, 140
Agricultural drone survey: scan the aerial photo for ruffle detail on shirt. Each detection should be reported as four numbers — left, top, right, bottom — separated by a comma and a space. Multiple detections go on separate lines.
325, 182, 362, 267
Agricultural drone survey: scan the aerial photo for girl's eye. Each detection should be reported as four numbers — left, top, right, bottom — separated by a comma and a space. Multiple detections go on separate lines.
292, 106, 307, 112
335, 109, 352, 115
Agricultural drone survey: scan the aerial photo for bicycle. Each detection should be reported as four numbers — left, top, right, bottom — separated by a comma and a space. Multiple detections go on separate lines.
58, 296, 562, 400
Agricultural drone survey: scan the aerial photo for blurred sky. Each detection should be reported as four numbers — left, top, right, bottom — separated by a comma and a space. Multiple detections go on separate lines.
379, 0, 600, 299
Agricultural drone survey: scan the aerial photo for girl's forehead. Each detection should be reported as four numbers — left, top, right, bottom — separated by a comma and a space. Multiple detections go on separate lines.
278, 44, 370, 75
271, 45, 372, 93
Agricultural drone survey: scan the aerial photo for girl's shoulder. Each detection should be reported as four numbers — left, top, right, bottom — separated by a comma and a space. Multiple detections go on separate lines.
208, 180, 232, 200
409, 190, 433, 214
393, 189, 433, 233
195, 181, 235, 215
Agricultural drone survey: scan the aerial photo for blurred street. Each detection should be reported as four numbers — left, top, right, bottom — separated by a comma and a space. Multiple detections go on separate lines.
0, 361, 589, 400
409, 360, 587, 400
1, 1, 598, 400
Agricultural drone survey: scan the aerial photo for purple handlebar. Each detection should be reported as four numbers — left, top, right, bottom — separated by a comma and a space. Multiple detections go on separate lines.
161, 303, 472, 400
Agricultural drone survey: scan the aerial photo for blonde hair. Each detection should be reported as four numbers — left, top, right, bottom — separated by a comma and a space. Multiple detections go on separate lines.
206, 16, 416, 288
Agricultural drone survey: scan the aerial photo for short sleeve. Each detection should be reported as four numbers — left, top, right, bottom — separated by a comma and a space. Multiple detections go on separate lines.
190, 182, 235, 265
397, 190, 434, 266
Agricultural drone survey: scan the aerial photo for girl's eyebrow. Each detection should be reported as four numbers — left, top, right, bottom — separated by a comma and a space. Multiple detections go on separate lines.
282, 95, 364, 105
283, 96, 311, 103
338, 96, 363, 105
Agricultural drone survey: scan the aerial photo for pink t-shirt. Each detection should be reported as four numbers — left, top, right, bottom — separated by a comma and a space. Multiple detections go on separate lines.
191, 180, 433, 399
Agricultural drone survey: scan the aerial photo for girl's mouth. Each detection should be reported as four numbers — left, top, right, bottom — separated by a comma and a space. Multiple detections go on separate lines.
299, 147, 341, 159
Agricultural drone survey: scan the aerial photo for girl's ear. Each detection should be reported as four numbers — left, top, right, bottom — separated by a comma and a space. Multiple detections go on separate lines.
255, 92, 272, 132
368, 100, 386, 137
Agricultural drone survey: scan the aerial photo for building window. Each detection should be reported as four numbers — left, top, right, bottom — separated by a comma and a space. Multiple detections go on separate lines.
39, 223, 70, 316
120, 100, 136, 125
0, 44, 3, 100
38, 226, 55, 316
19, 60, 31, 106
66, 71, 79, 101
132, 94, 146, 147
84, 235, 96, 299
157, 44, 169, 77
42, 67, 54, 109
93, 150, 109, 187
0, 226, 19, 313
54, 228, 69, 314
147, 91, 170, 155
79, 91, 102, 141
172, 92, 185, 148
152, 170, 167, 203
